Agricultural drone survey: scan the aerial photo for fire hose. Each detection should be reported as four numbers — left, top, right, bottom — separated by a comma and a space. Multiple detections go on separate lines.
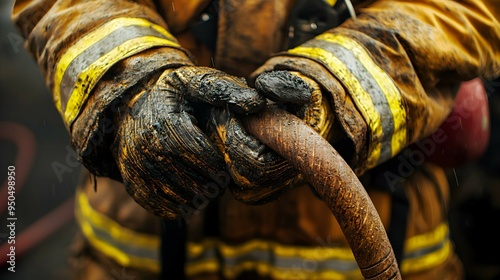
244, 106, 401, 280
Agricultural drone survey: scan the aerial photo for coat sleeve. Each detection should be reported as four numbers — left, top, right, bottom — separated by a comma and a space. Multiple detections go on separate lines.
255, 0, 500, 174
12, 0, 195, 178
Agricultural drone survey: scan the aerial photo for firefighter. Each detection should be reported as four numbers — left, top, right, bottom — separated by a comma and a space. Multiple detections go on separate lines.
11, 0, 500, 279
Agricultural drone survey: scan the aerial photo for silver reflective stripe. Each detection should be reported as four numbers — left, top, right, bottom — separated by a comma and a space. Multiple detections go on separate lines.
189, 245, 359, 272
75, 188, 160, 272
75, 203, 160, 261
59, 25, 171, 113
301, 38, 396, 164
404, 233, 448, 259
187, 233, 450, 276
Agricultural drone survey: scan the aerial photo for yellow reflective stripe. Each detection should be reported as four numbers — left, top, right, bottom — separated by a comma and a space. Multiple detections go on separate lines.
405, 223, 448, 253
187, 239, 361, 279
273, 241, 355, 261
189, 238, 218, 257
401, 240, 451, 274
189, 239, 355, 261
319, 33, 407, 157
63, 36, 178, 126
186, 259, 220, 277
54, 17, 174, 114
288, 46, 383, 167
186, 259, 362, 280
53, 18, 179, 128
325, 0, 337, 6
76, 211, 160, 272
402, 223, 450, 273
222, 261, 361, 280
288, 32, 408, 167
219, 239, 271, 258
75, 188, 160, 273
76, 188, 160, 249
186, 223, 451, 278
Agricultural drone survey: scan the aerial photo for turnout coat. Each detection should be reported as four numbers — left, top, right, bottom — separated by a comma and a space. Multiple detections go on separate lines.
12, 0, 500, 279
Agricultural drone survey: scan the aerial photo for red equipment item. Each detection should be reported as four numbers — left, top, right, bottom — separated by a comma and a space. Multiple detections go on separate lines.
422, 78, 490, 167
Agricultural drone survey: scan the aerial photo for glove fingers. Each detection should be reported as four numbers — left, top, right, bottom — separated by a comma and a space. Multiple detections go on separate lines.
207, 108, 299, 204
164, 66, 266, 114
134, 85, 226, 182
114, 123, 188, 218
255, 70, 313, 104
164, 112, 230, 195
114, 89, 227, 219
256, 70, 334, 138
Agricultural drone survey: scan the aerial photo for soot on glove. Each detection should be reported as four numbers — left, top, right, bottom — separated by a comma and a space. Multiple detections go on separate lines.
112, 66, 265, 219
207, 70, 335, 204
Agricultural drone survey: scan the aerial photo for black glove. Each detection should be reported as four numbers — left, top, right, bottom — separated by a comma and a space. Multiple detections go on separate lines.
112, 66, 265, 219
255, 70, 335, 138
206, 70, 335, 204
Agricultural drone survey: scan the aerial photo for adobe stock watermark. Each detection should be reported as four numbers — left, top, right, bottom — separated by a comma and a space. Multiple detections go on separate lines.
383, 130, 447, 190
383, 78, 495, 189
5, 166, 17, 273
51, 107, 120, 183
6, 4, 52, 54
51, 145, 81, 183
7, 32, 23, 55
110, 268, 136, 280
178, 170, 231, 225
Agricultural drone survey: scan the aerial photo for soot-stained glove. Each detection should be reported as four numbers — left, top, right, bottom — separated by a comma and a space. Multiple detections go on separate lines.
112, 66, 265, 219
207, 107, 300, 204
207, 70, 337, 204
255, 70, 335, 139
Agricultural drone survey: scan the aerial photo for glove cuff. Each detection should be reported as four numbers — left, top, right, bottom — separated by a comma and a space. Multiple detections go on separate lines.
71, 47, 193, 179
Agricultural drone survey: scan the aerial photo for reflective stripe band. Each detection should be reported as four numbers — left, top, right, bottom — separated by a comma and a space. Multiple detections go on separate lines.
288, 33, 407, 168
186, 224, 450, 279
53, 17, 180, 128
75, 188, 161, 273
59, 25, 173, 113
187, 259, 221, 277
289, 45, 383, 167
401, 223, 451, 273
319, 33, 406, 161
63, 36, 178, 126
188, 239, 361, 279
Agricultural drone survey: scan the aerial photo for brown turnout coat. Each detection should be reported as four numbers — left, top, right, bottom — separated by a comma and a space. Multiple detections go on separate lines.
12, 0, 500, 279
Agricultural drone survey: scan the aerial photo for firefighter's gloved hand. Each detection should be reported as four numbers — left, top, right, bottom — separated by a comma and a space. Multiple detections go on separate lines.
207, 107, 300, 204
255, 70, 334, 138
207, 71, 335, 204
112, 66, 265, 219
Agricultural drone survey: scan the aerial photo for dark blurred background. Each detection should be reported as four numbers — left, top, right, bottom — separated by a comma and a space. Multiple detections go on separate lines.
1, 0, 80, 279
0, 0, 499, 279
447, 78, 500, 280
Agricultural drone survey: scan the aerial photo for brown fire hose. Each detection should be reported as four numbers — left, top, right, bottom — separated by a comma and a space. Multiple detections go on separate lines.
244, 106, 402, 280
